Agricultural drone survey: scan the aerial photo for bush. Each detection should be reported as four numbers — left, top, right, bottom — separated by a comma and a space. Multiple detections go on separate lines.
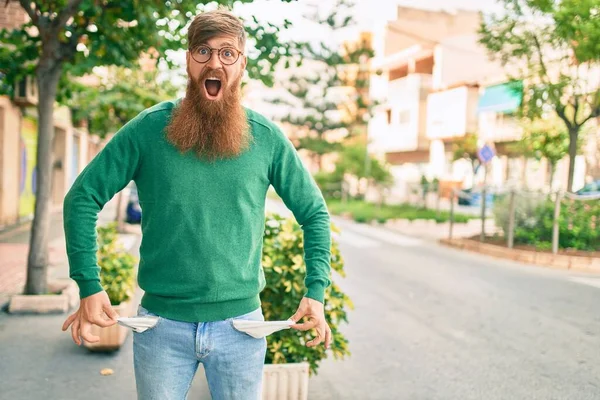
492, 193, 545, 236
494, 195, 600, 251
97, 223, 137, 305
261, 213, 352, 375
555, 199, 600, 251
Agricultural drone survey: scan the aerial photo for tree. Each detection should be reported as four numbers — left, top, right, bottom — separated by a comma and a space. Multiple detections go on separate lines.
280, 73, 346, 171
0, 0, 298, 295
479, 0, 600, 192
68, 66, 181, 137
452, 133, 481, 177
277, 0, 374, 172
335, 142, 392, 199
518, 117, 570, 188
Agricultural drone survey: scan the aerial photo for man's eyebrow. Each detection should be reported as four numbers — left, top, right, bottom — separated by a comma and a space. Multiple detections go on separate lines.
197, 41, 238, 49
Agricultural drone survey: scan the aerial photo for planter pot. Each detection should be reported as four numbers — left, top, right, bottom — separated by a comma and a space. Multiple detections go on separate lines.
262, 362, 309, 400
83, 301, 133, 352
8, 280, 78, 314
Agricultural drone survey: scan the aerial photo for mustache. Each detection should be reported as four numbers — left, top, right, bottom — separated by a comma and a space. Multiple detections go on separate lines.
197, 67, 227, 84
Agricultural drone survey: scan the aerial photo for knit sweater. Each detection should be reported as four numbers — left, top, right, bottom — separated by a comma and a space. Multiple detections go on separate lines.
63, 99, 331, 322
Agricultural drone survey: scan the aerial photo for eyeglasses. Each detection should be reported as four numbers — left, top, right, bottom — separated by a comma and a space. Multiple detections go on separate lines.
190, 46, 243, 66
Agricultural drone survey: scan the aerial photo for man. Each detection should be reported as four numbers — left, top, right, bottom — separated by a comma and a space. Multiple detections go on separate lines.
61, 9, 332, 400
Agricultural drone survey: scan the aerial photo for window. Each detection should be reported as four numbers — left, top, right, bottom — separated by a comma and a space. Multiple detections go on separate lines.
399, 110, 410, 124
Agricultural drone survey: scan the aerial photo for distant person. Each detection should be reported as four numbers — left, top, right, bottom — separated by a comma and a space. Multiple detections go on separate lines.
61, 9, 332, 400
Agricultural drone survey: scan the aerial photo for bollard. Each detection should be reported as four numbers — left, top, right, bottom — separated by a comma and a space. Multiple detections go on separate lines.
480, 186, 487, 242
449, 190, 455, 240
507, 190, 516, 249
552, 191, 562, 254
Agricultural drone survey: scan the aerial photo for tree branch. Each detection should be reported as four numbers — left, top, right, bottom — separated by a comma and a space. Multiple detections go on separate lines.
555, 105, 572, 131
531, 33, 550, 85
577, 108, 599, 128
54, 0, 84, 30
18, 0, 40, 25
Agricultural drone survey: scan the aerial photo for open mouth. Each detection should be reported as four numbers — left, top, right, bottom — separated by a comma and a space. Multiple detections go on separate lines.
204, 77, 222, 100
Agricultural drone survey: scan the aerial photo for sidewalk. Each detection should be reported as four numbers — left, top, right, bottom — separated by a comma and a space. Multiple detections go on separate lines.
0, 196, 135, 310
0, 197, 216, 399
0, 212, 68, 309
0, 196, 149, 399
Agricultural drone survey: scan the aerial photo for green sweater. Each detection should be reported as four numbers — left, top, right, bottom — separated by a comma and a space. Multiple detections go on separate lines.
64, 99, 331, 322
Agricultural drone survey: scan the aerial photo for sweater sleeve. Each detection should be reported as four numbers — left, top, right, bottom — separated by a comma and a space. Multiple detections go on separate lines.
268, 126, 331, 303
63, 116, 142, 299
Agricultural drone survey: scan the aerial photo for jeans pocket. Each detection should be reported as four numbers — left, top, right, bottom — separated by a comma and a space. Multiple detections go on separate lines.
134, 305, 162, 332
229, 307, 265, 322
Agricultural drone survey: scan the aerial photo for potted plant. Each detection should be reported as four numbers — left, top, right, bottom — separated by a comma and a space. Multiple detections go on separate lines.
260, 213, 352, 400
83, 223, 137, 351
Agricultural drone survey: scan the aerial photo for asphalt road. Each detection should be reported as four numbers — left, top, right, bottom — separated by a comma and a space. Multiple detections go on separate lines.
307, 217, 600, 400
1, 205, 599, 399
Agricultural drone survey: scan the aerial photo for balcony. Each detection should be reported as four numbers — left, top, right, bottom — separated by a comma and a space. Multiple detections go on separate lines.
426, 85, 479, 141
368, 74, 431, 154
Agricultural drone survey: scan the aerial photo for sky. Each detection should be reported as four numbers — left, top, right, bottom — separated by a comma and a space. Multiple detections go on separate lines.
162, 0, 502, 92
234, 0, 500, 44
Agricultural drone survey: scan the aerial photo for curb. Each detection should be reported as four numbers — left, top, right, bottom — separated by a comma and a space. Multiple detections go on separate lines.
8, 279, 79, 314
440, 238, 600, 273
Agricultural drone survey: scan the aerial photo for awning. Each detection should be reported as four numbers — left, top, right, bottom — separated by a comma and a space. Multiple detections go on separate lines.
477, 81, 523, 113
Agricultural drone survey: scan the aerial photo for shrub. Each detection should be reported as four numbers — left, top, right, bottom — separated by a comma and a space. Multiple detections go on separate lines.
494, 194, 600, 251
97, 223, 137, 305
261, 213, 352, 374
492, 193, 545, 237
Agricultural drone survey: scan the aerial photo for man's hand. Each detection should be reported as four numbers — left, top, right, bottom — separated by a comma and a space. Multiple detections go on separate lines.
289, 297, 332, 349
61, 290, 119, 345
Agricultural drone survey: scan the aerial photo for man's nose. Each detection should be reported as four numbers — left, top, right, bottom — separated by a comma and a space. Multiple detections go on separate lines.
207, 50, 223, 69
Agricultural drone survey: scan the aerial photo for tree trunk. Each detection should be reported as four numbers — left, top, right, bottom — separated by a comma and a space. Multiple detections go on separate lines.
549, 162, 556, 190
566, 127, 579, 192
24, 62, 62, 295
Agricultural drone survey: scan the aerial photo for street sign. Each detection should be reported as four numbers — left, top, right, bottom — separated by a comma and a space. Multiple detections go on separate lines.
478, 144, 495, 164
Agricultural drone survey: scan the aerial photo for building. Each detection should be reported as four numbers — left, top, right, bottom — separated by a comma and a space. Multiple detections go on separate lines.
368, 7, 497, 202
369, 5, 599, 201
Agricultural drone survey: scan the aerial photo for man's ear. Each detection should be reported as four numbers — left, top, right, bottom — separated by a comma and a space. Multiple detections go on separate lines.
185, 51, 192, 78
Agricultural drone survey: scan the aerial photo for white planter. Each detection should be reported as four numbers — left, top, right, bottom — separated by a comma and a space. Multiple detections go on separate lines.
262, 362, 309, 400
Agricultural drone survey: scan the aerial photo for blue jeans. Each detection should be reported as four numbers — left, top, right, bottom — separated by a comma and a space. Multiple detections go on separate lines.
133, 305, 267, 400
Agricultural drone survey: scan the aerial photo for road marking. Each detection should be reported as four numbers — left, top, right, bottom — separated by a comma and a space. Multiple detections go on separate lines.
569, 277, 600, 289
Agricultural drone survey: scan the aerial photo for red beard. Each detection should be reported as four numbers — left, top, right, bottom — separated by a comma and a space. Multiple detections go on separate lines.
166, 69, 250, 161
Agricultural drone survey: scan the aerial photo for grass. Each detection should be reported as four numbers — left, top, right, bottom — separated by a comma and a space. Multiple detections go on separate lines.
326, 199, 474, 224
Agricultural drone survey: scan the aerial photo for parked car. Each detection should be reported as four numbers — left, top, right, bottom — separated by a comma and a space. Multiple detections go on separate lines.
576, 180, 600, 197
125, 185, 142, 224
457, 187, 494, 207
